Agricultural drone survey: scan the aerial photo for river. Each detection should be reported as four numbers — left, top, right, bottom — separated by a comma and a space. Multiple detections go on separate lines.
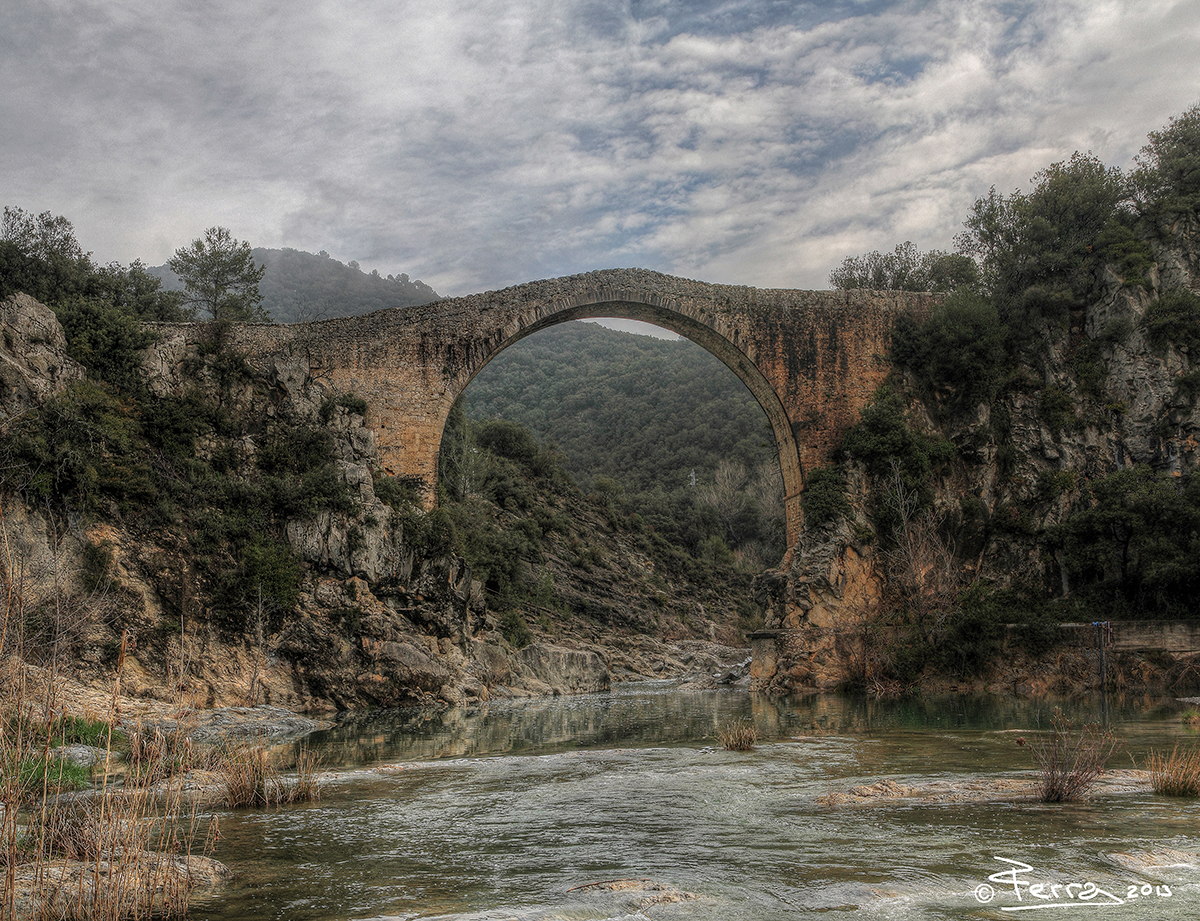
192, 685, 1200, 920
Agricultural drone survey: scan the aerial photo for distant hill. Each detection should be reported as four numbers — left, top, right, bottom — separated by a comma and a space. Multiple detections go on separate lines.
462, 320, 777, 494
148, 247, 439, 322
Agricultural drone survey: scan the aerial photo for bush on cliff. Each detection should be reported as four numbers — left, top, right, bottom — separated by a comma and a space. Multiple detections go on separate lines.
801, 467, 850, 529
1049, 465, 1200, 618
1131, 102, 1200, 219
1142, 288, 1200, 355
890, 290, 1007, 415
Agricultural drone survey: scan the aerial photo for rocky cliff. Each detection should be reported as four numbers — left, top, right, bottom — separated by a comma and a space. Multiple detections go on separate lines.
754, 215, 1200, 696
0, 293, 750, 712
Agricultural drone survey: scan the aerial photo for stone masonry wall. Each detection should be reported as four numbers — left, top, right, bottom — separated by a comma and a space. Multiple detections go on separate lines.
146, 269, 933, 548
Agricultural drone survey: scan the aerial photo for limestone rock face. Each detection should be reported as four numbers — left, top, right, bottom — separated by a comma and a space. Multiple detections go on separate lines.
761, 518, 880, 631
0, 293, 83, 415
511, 642, 611, 695
0, 295, 625, 711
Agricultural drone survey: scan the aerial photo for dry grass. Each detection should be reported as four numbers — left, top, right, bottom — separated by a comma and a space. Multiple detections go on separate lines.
218, 742, 322, 808
1, 547, 220, 921
1, 666, 215, 920
717, 720, 758, 752
1146, 745, 1200, 796
1022, 709, 1120, 803
123, 723, 225, 789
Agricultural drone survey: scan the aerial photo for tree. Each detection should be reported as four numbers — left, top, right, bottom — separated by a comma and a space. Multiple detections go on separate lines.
1, 206, 86, 262
829, 241, 977, 292
168, 227, 268, 321
0, 206, 93, 304
955, 154, 1127, 311
1130, 101, 1200, 218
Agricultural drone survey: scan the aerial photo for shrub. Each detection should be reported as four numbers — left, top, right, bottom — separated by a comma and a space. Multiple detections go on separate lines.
842, 393, 948, 492
802, 467, 851, 529
1092, 219, 1155, 287
1143, 288, 1200, 354
7, 379, 153, 511
1039, 386, 1078, 439
1174, 368, 1200, 407
258, 426, 337, 476
698, 534, 734, 566
499, 608, 533, 649
1022, 709, 1119, 802
475, 419, 540, 465
374, 473, 424, 507
55, 295, 159, 390
890, 290, 1007, 413
211, 536, 303, 632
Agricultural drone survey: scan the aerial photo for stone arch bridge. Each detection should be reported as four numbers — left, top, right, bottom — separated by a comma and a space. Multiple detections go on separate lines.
214, 269, 932, 548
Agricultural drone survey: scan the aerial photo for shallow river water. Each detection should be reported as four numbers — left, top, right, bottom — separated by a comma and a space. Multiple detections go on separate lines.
192, 686, 1200, 920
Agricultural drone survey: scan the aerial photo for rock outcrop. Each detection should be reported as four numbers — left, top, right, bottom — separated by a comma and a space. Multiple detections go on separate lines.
0, 295, 749, 711
753, 234, 1200, 695
0, 293, 83, 416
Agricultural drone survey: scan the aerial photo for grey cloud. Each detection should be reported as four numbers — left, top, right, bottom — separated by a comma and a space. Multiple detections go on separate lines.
2, 0, 1199, 295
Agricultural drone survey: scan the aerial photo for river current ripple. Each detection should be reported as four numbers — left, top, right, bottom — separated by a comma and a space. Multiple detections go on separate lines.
193, 685, 1200, 920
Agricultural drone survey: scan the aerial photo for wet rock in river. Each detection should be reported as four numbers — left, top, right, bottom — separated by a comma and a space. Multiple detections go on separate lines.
510, 642, 610, 695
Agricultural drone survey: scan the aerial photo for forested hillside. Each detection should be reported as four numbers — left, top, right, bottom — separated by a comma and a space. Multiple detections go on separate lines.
463, 321, 774, 491
149, 247, 440, 322
460, 321, 787, 567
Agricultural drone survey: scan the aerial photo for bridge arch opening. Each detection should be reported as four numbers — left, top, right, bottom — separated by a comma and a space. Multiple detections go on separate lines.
448, 317, 789, 567
432, 294, 806, 548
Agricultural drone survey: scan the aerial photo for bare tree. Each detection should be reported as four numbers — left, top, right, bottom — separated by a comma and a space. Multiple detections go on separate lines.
879, 461, 961, 640
698, 459, 748, 544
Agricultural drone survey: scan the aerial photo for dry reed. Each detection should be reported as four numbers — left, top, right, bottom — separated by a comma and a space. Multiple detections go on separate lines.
1, 552, 219, 921
1, 668, 215, 920
1146, 745, 1200, 796
218, 742, 322, 808
718, 720, 758, 752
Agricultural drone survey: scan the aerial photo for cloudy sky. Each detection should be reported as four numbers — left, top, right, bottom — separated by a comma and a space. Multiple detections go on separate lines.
3, 0, 1199, 298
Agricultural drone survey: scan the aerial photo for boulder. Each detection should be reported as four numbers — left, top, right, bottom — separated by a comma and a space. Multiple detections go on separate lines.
512, 643, 610, 695
0, 292, 83, 416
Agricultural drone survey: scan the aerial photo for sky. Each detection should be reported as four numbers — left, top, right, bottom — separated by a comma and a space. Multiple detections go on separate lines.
3, 0, 1200, 301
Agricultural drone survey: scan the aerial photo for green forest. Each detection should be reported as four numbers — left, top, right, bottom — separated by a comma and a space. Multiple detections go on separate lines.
460, 321, 787, 566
